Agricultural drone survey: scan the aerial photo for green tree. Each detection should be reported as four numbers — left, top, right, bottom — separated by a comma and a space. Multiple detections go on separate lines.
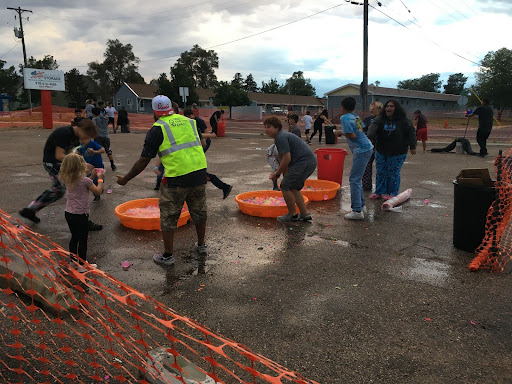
213, 81, 251, 118
0, 60, 20, 102
243, 73, 259, 92
65, 68, 88, 108
87, 39, 144, 102
443, 73, 468, 94
397, 73, 442, 93
261, 78, 284, 94
474, 48, 512, 108
171, 45, 218, 89
231, 73, 244, 89
18, 55, 59, 106
282, 71, 316, 96
154, 72, 198, 107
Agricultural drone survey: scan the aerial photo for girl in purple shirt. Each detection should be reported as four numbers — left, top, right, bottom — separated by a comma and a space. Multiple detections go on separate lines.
59, 153, 105, 272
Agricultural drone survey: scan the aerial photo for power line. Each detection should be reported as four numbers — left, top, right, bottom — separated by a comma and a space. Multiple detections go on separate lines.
368, 4, 481, 66
59, 3, 347, 68
0, 41, 21, 59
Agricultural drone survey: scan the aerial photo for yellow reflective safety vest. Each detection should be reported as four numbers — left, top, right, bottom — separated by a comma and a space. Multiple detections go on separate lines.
155, 114, 207, 177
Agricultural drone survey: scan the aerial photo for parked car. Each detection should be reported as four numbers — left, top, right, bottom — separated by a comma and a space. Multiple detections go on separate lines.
270, 107, 284, 114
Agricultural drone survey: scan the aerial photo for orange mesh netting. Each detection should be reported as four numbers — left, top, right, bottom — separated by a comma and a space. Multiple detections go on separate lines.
0, 210, 318, 384
469, 149, 512, 273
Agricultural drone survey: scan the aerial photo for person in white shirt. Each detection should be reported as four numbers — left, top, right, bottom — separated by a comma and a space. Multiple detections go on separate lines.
301, 110, 313, 144
105, 102, 117, 133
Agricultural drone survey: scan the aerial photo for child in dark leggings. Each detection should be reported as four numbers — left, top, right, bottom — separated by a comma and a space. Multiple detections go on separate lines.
59, 153, 105, 272
309, 109, 333, 143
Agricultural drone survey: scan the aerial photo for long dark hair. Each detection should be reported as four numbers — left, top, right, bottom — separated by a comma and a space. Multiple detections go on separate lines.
320, 109, 328, 118
380, 99, 406, 120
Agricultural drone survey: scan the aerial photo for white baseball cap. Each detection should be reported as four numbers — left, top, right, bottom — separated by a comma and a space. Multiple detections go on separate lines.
152, 95, 174, 116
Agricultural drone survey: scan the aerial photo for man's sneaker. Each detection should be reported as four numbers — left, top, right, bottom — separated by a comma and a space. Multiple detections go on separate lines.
92, 195, 100, 203
277, 213, 300, 223
362, 206, 368, 214
299, 213, 313, 221
88, 221, 103, 231
19, 208, 40, 223
196, 243, 208, 255
369, 194, 382, 200
111, 164, 117, 171
345, 211, 365, 220
223, 185, 233, 200
153, 253, 175, 266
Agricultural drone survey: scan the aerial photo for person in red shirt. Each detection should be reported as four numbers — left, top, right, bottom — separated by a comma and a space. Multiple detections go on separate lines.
414, 110, 428, 152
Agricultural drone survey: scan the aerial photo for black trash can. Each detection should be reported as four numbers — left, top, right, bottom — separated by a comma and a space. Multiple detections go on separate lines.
325, 125, 337, 144
453, 180, 495, 252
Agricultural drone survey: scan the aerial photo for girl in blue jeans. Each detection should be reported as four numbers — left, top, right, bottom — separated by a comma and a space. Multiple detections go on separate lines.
336, 97, 374, 220
367, 99, 417, 200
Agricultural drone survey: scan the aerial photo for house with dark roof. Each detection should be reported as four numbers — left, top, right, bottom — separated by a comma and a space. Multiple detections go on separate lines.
325, 83, 462, 113
114, 82, 158, 113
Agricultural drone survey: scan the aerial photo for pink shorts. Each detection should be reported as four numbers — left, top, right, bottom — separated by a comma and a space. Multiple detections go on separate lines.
417, 128, 428, 141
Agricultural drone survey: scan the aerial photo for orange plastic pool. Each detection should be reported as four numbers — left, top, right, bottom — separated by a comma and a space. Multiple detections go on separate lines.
300, 179, 341, 201
114, 198, 190, 230
235, 191, 309, 218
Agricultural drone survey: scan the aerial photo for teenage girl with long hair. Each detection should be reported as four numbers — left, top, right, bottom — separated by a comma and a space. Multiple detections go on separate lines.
59, 153, 105, 272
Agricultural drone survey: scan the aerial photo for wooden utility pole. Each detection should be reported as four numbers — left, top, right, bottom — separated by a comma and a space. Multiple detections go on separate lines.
362, 0, 368, 114
7, 6, 33, 109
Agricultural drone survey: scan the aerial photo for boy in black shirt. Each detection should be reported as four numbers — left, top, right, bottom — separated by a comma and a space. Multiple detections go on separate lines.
19, 119, 102, 230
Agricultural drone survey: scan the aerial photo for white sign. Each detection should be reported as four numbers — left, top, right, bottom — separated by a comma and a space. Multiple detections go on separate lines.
457, 95, 468, 106
179, 87, 189, 103
23, 68, 65, 91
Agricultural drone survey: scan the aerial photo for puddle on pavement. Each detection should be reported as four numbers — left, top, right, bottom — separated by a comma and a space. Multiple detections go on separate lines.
305, 234, 350, 247
410, 200, 447, 209
404, 257, 450, 286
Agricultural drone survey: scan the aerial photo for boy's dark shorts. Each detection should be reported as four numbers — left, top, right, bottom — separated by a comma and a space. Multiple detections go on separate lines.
159, 184, 207, 230
95, 136, 111, 153
305, 129, 310, 134
280, 161, 317, 191
108, 117, 115, 125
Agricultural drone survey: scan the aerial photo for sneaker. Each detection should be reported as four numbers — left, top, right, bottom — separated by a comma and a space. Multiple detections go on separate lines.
369, 194, 382, 200
88, 221, 103, 231
195, 243, 208, 255
19, 208, 40, 223
223, 185, 233, 200
307, 141, 312, 145
111, 164, 117, 171
273, 185, 280, 191
362, 206, 368, 214
299, 213, 313, 221
345, 211, 365, 220
382, 194, 394, 201
153, 253, 175, 266
277, 213, 300, 223
92, 195, 100, 203
154, 184, 160, 191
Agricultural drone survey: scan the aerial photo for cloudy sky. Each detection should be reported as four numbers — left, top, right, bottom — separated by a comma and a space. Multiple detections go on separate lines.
1, 0, 510, 96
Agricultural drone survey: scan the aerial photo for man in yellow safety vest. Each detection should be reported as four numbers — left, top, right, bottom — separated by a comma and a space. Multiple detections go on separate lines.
117, 95, 208, 266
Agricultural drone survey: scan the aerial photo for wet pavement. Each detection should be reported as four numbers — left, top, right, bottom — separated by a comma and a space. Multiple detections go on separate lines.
2, 126, 512, 383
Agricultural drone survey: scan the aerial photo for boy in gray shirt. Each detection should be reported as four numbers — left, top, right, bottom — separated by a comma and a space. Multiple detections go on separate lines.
264, 116, 316, 223
92, 107, 117, 171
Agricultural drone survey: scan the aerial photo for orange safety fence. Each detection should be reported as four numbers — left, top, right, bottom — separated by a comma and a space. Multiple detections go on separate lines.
469, 149, 512, 273
0, 210, 318, 384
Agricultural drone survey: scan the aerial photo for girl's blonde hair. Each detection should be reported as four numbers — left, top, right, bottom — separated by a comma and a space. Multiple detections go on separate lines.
370, 101, 384, 112
59, 153, 87, 190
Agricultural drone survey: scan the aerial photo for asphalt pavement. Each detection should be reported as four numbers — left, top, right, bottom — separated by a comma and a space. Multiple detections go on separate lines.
2, 126, 512, 383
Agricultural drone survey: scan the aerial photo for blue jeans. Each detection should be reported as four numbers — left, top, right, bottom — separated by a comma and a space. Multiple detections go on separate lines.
374, 152, 407, 196
349, 149, 373, 212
